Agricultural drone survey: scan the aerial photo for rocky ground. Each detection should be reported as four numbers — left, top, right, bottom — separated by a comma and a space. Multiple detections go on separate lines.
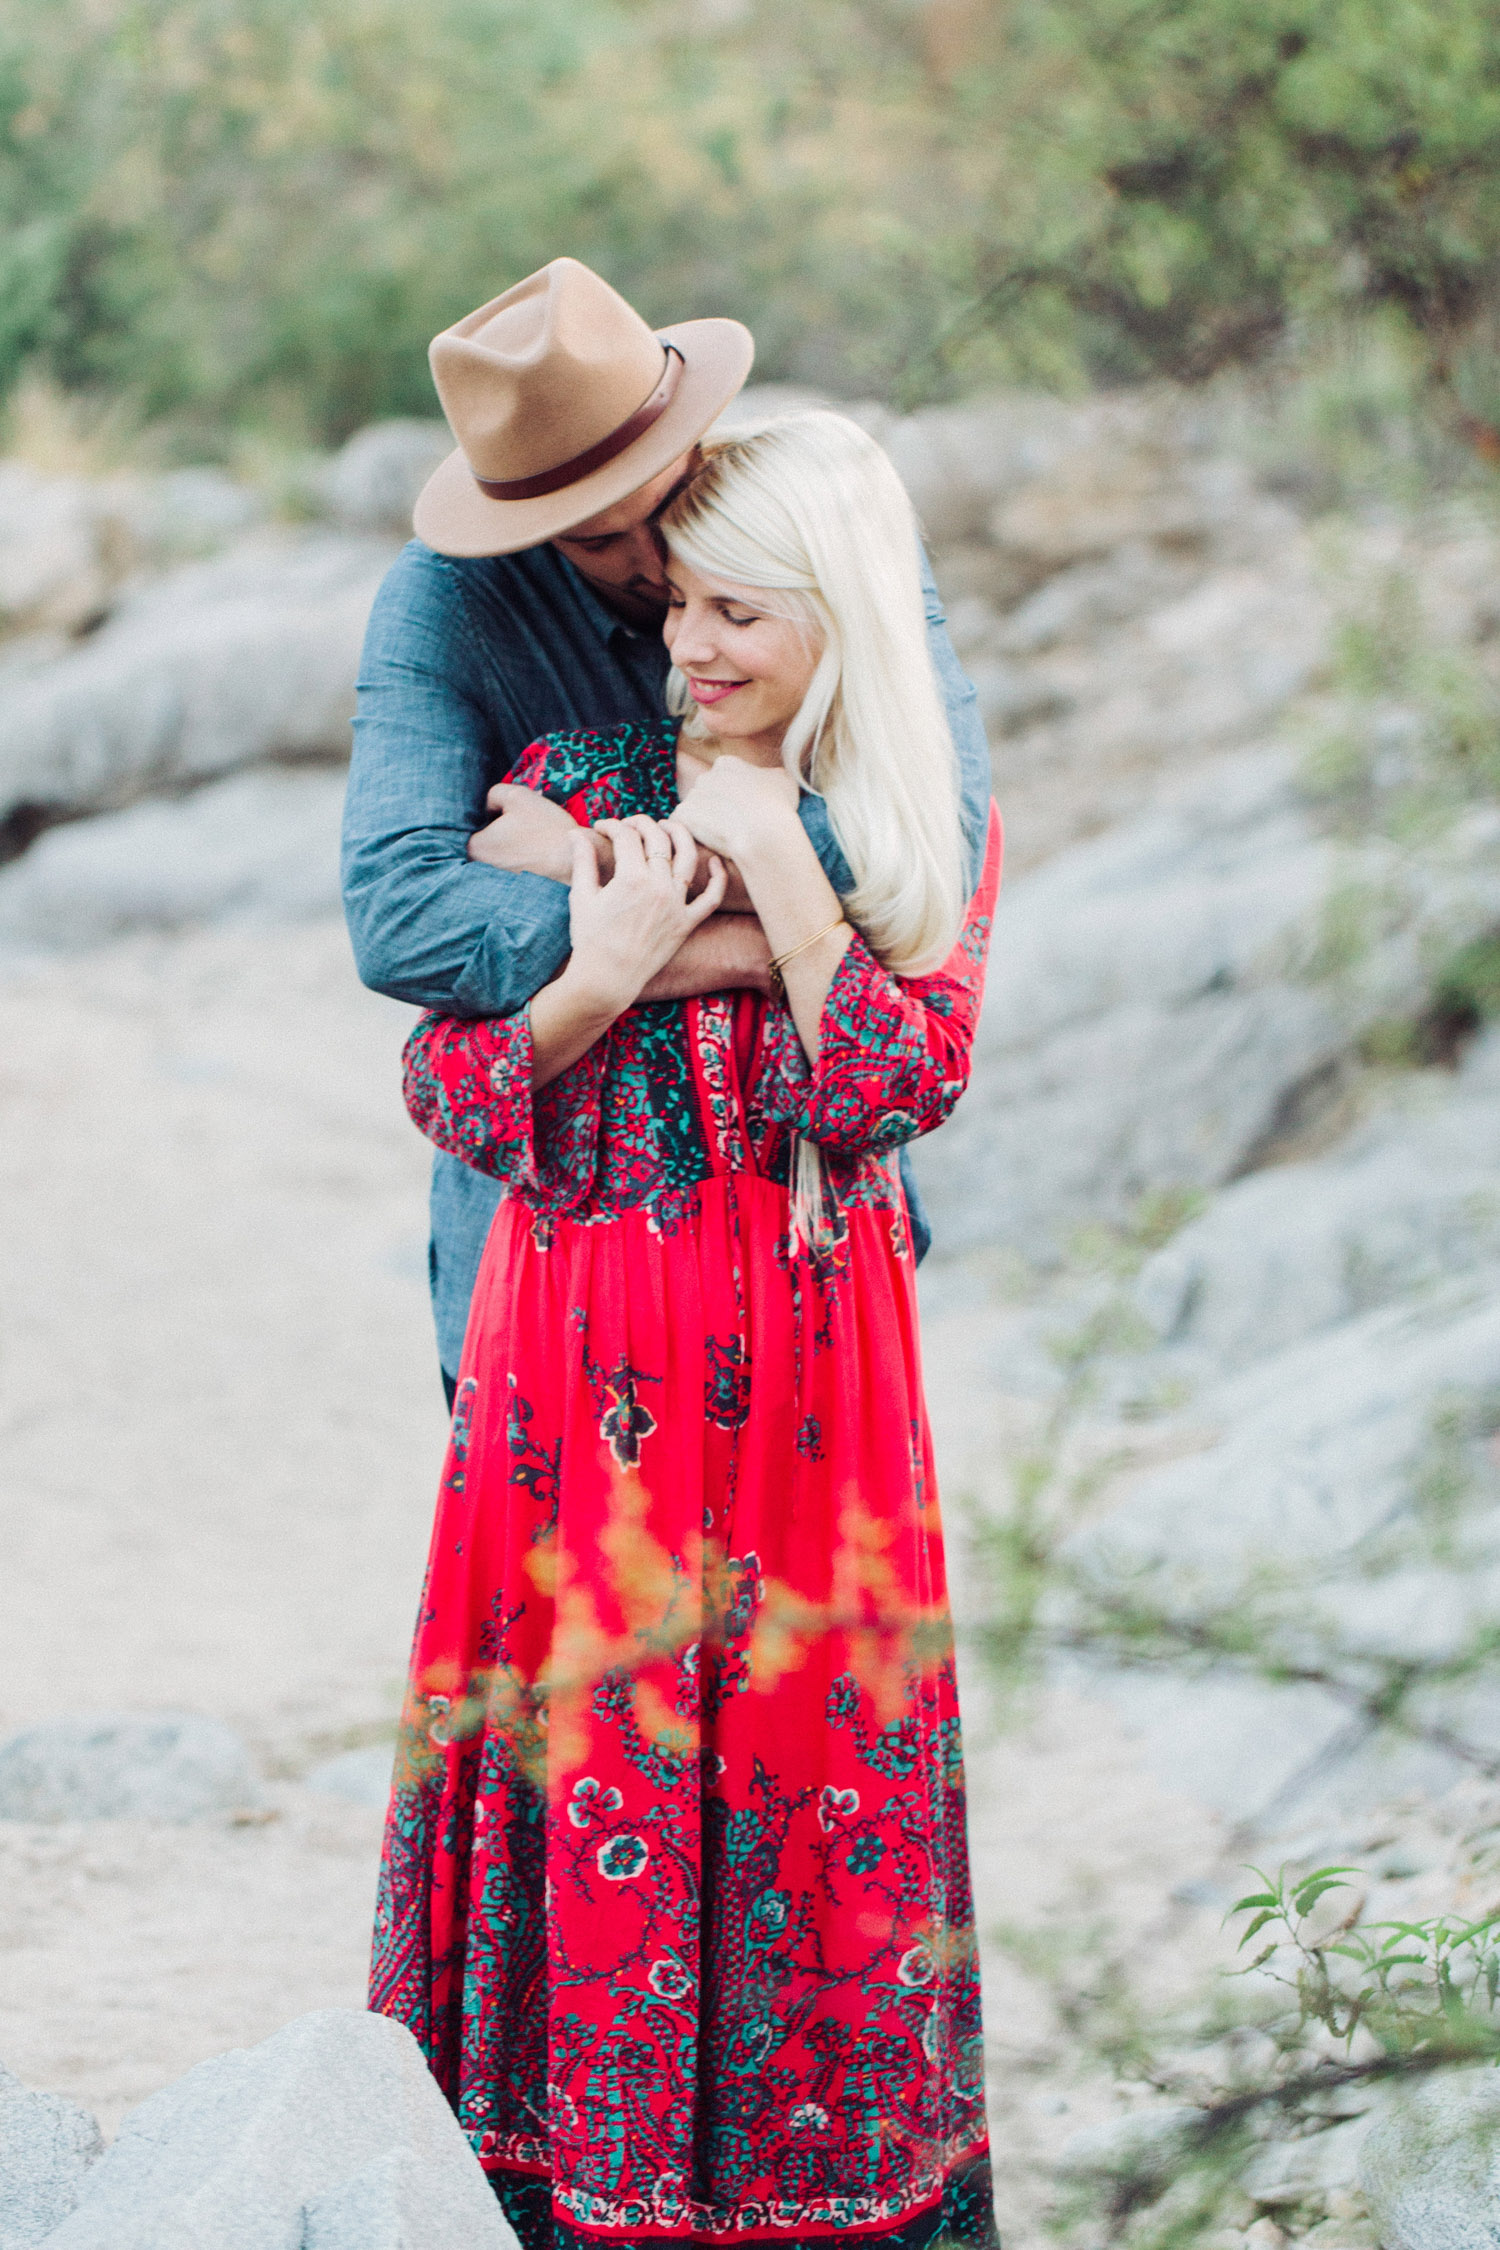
1, 389, 1499, 2246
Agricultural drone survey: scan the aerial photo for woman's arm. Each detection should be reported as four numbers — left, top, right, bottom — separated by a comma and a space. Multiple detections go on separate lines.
471, 782, 760, 911
789, 806, 1002, 1155
673, 777, 1003, 1156
670, 757, 855, 1059
403, 818, 729, 1185
526, 822, 726, 1084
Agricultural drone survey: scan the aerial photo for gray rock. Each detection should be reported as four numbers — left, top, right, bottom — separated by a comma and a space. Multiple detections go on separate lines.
1358, 2068, 1500, 2249
881, 395, 1079, 545
1058, 1665, 1365, 1830
0, 462, 264, 645
1134, 1029, 1500, 1369
713, 388, 1077, 545
118, 468, 263, 558
0, 1714, 259, 1824
315, 422, 452, 535
0, 768, 346, 951
0, 467, 120, 637
0, 2079, 102, 2248
967, 656, 1071, 736
911, 751, 1500, 1261
42, 2010, 516, 2250
1063, 1279, 1500, 1591
302, 2144, 513, 2249
304, 1746, 394, 1810
1243, 2115, 1374, 2209
1054, 2104, 1202, 2186
1043, 1258, 1500, 1825
995, 544, 1185, 654
0, 531, 390, 830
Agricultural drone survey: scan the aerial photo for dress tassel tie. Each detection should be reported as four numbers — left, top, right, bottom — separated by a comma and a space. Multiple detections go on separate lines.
787, 1132, 837, 1257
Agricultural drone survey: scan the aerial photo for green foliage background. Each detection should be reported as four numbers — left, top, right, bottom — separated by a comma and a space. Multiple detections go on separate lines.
4, 0, 1500, 445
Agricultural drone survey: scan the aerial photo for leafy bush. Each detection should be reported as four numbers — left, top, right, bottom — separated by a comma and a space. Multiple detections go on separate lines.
6, 0, 1500, 442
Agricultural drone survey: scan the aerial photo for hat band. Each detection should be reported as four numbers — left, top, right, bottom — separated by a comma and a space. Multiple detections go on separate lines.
473, 344, 685, 503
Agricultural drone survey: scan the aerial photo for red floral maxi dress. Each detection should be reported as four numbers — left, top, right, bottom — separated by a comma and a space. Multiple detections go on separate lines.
370, 722, 1003, 2250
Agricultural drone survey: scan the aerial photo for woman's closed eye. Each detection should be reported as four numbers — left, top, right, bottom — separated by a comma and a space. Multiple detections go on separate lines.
663, 587, 763, 628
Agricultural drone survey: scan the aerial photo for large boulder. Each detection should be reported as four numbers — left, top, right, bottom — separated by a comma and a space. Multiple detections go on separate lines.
1049, 1271, 1500, 1825
1054, 2105, 1202, 2191
0, 531, 391, 833
1133, 1027, 1500, 1370
0, 463, 263, 642
1358, 2068, 1500, 2249
1063, 1279, 1500, 1590
315, 423, 452, 536
302, 2145, 508, 2248
717, 385, 1082, 546
41, 2011, 516, 2250
0, 2071, 101, 2249
0, 467, 120, 639
0, 767, 346, 952
1242, 2115, 1374, 2213
879, 395, 1081, 547
910, 750, 1500, 1260
0, 1714, 259, 1824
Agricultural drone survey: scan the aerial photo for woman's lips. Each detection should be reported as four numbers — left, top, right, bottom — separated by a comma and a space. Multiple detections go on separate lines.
689, 677, 748, 706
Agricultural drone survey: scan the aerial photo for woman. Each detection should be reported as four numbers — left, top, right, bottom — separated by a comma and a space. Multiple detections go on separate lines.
370, 413, 1003, 2250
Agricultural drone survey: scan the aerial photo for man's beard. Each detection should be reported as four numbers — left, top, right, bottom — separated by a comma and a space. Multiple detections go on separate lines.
588, 573, 670, 628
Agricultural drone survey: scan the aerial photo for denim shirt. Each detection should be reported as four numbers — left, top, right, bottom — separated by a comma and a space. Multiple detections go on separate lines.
342, 537, 990, 1377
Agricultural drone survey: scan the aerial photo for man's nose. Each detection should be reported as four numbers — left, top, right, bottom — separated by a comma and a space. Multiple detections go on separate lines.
622, 528, 669, 584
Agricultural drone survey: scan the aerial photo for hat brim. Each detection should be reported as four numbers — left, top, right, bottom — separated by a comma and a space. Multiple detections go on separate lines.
412, 317, 754, 558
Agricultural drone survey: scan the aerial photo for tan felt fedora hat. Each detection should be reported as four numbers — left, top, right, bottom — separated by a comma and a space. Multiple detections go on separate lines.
413, 257, 754, 556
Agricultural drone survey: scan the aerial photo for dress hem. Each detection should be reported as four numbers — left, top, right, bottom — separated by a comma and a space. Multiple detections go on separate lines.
483, 2144, 1000, 2249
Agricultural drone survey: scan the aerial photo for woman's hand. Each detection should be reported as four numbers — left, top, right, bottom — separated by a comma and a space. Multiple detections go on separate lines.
528, 817, 728, 1087
672, 756, 799, 865
568, 816, 728, 1014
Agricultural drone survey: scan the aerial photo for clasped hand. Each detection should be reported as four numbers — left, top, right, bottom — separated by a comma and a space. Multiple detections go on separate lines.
671, 754, 799, 864
567, 816, 728, 1011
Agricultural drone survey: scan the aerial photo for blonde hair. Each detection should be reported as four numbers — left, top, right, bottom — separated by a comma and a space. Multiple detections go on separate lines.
660, 412, 965, 975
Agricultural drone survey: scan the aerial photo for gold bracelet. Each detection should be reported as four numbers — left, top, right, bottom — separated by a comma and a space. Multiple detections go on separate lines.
768, 916, 846, 1002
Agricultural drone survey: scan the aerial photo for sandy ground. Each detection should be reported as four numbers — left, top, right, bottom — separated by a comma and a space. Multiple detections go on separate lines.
0, 915, 1231, 2244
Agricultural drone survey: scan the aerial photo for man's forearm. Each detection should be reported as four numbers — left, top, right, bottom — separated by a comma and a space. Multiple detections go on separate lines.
342, 832, 574, 1016
638, 913, 771, 1001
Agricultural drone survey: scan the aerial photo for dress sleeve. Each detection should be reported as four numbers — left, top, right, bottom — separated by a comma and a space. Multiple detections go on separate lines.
396, 726, 654, 1197
401, 1009, 540, 1186
788, 803, 1002, 1158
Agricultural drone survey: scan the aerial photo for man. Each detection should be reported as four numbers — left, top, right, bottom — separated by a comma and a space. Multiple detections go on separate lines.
342, 257, 990, 1403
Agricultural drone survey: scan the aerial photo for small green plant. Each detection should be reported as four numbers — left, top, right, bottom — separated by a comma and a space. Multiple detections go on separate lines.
1036, 1865, 1500, 2243
1230, 1864, 1500, 2065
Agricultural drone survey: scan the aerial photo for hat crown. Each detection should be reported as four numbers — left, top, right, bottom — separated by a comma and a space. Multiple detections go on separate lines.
429, 258, 670, 484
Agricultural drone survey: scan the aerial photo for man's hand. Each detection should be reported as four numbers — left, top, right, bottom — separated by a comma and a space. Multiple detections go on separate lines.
468, 784, 581, 883
638, 913, 773, 1001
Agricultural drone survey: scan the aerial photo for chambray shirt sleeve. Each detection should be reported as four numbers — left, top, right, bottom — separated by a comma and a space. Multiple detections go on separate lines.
341, 543, 572, 1019
795, 545, 990, 898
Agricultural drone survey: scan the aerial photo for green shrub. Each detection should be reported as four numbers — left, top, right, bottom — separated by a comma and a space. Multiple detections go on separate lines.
7, 0, 1500, 441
